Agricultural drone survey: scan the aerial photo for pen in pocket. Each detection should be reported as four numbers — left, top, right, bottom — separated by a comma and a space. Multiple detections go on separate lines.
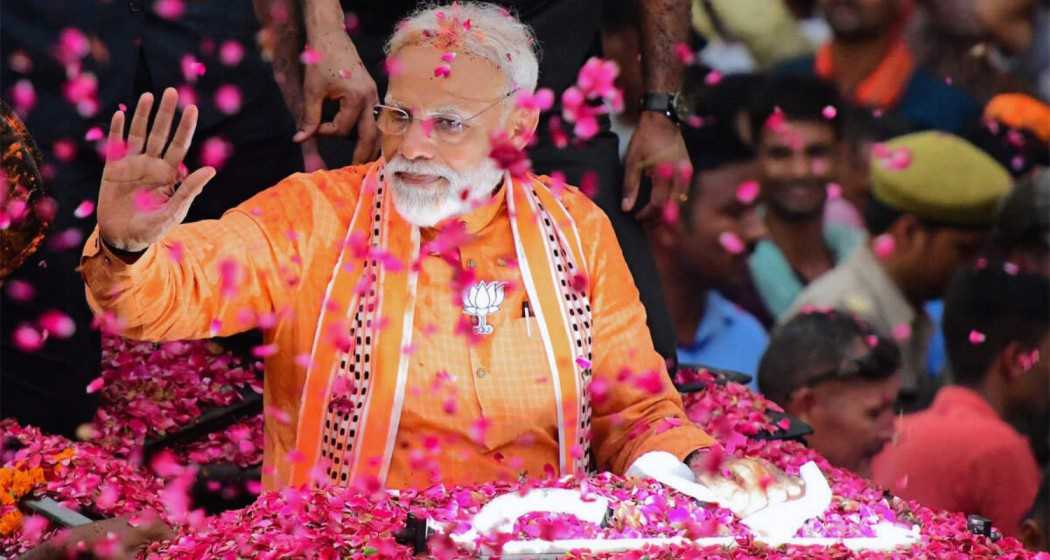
522, 301, 532, 337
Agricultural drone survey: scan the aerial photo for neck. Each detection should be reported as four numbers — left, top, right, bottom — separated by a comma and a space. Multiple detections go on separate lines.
765, 212, 833, 281
874, 242, 925, 310
654, 251, 709, 347
974, 375, 1009, 420
831, 30, 895, 92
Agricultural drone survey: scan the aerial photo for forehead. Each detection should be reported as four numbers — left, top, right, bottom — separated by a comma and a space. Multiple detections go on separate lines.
833, 374, 901, 405
761, 119, 837, 147
696, 161, 758, 201
386, 44, 507, 110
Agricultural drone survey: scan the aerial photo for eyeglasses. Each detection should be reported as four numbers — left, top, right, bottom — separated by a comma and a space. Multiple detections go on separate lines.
373, 89, 519, 145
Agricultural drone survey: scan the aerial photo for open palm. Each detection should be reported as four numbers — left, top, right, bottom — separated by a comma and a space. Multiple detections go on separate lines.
97, 88, 216, 252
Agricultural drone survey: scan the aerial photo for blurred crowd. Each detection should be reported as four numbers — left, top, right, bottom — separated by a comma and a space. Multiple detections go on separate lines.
2, 0, 1049, 553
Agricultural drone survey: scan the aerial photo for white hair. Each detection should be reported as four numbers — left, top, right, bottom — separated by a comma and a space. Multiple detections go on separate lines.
385, 2, 540, 93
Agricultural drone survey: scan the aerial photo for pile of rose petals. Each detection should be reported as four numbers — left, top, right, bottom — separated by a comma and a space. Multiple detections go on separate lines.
0, 421, 168, 556
90, 336, 264, 468
2, 353, 1042, 559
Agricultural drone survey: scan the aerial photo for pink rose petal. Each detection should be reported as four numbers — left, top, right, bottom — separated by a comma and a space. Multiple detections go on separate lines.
86, 376, 106, 394
735, 180, 760, 204
219, 40, 245, 66
872, 233, 896, 260
154, 0, 185, 20
214, 84, 242, 115
74, 200, 95, 218
718, 231, 745, 255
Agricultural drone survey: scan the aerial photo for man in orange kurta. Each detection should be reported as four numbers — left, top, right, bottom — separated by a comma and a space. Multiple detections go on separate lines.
81, 4, 797, 512
81, 159, 712, 488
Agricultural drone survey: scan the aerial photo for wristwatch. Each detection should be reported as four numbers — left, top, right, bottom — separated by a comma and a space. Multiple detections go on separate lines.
640, 92, 683, 125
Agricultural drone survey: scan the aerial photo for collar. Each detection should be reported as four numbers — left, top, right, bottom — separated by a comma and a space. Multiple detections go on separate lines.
815, 33, 916, 109
684, 291, 735, 350
848, 243, 919, 329
931, 385, 999, 420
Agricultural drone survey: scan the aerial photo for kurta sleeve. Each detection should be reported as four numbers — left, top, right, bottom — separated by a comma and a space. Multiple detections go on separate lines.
577, 195, 715, 475
80, 168, 359, 342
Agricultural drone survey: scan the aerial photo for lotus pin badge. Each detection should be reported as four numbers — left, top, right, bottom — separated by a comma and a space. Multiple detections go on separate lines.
462, 281, 506, 335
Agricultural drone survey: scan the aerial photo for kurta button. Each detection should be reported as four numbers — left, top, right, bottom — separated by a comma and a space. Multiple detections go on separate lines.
466, 258, 477, 269
476, 367, 487, 378
496, 257, 507, 267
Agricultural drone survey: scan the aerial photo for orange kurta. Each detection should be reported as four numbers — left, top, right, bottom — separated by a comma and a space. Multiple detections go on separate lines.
80, 162, 713, 489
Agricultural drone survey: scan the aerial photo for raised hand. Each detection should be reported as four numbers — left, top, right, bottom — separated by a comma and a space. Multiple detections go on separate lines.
97, 88, 216, 252
295, 31, 380, 164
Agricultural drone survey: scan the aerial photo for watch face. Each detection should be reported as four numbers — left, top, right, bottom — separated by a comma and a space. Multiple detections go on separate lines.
671, 93, 690, 124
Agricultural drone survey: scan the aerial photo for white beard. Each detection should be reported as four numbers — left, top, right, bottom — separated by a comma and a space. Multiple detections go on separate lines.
385, 156, 505, 228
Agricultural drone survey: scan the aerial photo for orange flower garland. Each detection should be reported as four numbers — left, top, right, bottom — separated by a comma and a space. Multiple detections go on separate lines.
0, 448, 73, 536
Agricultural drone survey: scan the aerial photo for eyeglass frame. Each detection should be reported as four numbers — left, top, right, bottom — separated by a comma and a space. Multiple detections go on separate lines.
372, 88, 520, 143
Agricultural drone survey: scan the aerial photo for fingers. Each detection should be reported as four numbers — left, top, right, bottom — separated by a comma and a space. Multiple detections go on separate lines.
145, 88, 178, 157
294, 95, 323, 143
126, 92, 155, 155
164, 104, 199, 167
638, 171, 672, 221
170, 166, 216, 211
105, 109, 127, 164
318, 95, 359, 137
351, 104, 381, 164
622, 157, 643, 213
672, 161, 693, 208
784, 475, 805, 500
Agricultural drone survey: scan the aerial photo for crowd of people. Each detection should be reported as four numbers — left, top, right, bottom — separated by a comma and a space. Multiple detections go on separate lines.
2, 0, 1049, 556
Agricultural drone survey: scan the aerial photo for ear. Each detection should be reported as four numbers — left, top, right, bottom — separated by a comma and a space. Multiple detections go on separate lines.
508, 106, 540, 150
785, 387, 817, 423
1018, 517, 1046, 552
887, 214, 924, 256
998, 341, 1035, 382
736, 111, 755, 147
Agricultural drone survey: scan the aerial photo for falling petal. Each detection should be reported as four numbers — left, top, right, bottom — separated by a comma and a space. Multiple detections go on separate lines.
219, 40, 245, 66
181, 55, 207, 82
73, 200, 95, 218
735, 180, 760, 204
84, 126, 104, 141
133, 189, 166, 213
214, 84, 242, 115
384, 55, 404, 77
718, 231, 745, 255
300, 46, 323, 65
39, 310, 75, 338
872, 233, 896, 260
200, 136, 233, 168
154, 0, 185, 20
13, 323, 45, 351
673, 42, 695, 65
86, 376, 105, 394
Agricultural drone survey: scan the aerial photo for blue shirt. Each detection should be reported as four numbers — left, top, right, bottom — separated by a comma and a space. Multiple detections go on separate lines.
677, 291, 769, 392
925, 299, 946, 377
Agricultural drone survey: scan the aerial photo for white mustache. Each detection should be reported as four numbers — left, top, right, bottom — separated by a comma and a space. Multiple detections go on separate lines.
384, 157, 460, 184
